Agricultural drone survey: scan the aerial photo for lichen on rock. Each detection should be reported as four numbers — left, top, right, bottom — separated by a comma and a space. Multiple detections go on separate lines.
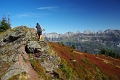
0, 26, 61, 80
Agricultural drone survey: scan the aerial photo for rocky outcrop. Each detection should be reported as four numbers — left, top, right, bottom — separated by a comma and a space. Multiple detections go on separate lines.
0, 26, 61, 80
25, 41, 41, 53
1, 62, 26, 80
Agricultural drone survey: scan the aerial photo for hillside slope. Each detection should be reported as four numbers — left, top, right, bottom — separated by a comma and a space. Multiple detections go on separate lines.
0, 26, 120, 80
49, 42, 120, 80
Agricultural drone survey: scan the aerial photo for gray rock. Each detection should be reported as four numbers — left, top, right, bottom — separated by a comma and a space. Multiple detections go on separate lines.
25, 30, 32, 40
40, 59, 54, 72
26, 41, 41, 53
0, 47, 7, 54
0, 55, 8, 62
7, 53, 16, 62
0, 26, 61, 80
1, 62, 26, 80
3, 26, 27, 43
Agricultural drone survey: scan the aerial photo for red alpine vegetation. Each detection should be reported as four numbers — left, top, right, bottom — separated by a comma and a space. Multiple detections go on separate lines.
49, 42, 120, 80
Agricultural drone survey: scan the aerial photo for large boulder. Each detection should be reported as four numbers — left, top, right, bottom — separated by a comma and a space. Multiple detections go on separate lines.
25, 41, 41, 53
3, 26, 26, 43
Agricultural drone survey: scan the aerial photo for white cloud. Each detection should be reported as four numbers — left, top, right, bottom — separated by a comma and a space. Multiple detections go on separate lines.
37, 6, 58, 10
16, 12, 50, 18
17, 14, 29, 18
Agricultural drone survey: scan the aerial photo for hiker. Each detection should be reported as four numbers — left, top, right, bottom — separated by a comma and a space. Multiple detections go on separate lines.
36, 23, 42, 41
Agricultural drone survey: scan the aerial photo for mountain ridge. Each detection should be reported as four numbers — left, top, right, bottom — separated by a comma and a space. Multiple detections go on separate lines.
43, 29, 120, 54
43, 29, 120, 36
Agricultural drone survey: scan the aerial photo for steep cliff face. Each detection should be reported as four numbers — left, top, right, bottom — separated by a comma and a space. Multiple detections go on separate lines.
0, 26, 61, 80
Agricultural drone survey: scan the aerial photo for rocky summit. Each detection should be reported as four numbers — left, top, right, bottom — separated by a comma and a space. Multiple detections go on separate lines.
0, 26, 61, 80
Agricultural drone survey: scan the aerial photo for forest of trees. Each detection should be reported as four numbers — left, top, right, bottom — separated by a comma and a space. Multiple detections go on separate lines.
0, 14, 11, 32
100, 48, 120, 58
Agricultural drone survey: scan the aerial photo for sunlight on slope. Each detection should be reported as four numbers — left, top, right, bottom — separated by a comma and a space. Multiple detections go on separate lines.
96, 57, 112, 64
19, 74, 30, 80
73, 51, 83, 55
116, 65, 120, 69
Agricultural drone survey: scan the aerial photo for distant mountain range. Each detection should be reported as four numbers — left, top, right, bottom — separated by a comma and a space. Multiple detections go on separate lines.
43, 29, 120, 54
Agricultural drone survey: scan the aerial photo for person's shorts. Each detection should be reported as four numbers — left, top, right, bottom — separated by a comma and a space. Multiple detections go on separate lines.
37, 31, 42, 36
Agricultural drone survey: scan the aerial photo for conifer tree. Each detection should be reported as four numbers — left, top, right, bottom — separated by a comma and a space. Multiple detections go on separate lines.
72, 44, 76, 49
0, 13, 11, 32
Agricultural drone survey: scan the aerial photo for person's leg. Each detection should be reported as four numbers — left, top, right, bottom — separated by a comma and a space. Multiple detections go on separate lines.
38, 34, 40, 41
37, 31, 40, 39
40, 31, 42, 40
40, 35, 42, 40
39, 34, 40, 39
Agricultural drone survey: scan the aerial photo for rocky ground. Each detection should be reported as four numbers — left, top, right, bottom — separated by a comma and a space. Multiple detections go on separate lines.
0, 26, 61, 80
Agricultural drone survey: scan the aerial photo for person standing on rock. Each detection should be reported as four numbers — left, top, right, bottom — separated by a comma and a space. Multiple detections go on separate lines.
36, 23, 42, 41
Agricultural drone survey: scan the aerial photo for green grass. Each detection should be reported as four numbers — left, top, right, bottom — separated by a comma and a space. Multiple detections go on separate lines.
8, 72, 28, 80
30, 59, 45, 75
59, 59, 72, 80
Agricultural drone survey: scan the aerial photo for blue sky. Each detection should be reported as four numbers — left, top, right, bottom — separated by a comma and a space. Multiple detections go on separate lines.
0, 0, 120, 33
